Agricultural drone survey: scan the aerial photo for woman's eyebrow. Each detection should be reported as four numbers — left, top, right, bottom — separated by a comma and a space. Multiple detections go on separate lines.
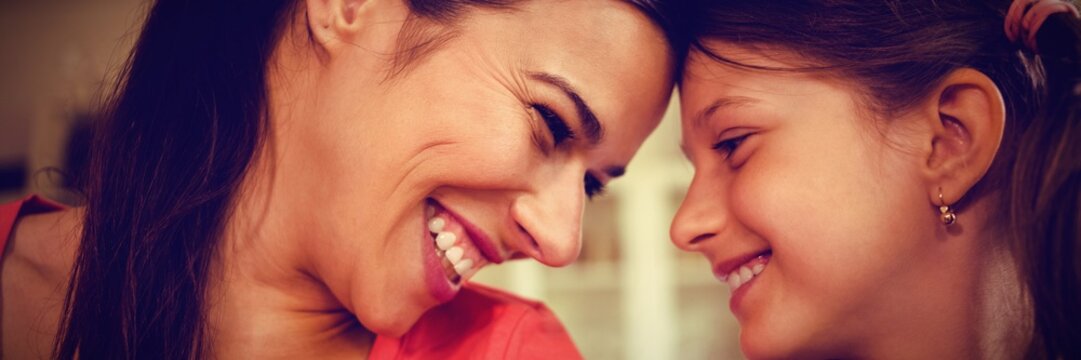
528, 71, 603, 146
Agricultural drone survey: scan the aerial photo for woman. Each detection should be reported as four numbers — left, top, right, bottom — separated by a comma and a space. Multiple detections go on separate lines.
1, 0, 684, 358
671, 0, 1079, 358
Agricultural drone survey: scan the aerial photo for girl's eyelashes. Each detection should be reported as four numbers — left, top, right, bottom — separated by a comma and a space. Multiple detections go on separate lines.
532, 104, 575, 146
712, 133, 751, 160
584, 172, 605, 199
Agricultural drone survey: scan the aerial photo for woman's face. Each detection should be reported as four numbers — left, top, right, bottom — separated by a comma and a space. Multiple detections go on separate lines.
285, 1, 673, 335
673, 44, 953, 358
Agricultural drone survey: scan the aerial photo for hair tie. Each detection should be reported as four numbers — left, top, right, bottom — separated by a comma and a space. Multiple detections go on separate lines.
1005, 0, 1081, 53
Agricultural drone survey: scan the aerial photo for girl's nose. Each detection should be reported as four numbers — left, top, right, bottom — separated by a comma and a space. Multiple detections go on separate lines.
670, 173, 727, 252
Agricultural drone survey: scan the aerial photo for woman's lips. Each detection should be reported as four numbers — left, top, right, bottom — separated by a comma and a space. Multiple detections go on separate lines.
421, 213, 456, 303
420, 198, 503, 303
422, 199, 500, 288
435, 203, 505, 264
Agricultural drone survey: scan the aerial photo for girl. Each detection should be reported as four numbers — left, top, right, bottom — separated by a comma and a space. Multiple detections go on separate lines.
672, 0, 1079, 358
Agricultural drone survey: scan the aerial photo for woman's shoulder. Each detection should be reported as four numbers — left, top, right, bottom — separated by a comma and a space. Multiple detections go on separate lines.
1, 196, 78, 359
370, 283, 583, 360
2, 196, 79, 277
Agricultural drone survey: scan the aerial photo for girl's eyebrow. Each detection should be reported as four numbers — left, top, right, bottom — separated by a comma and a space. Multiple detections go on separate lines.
681, 95, 760, 160
692, 95, 759, 130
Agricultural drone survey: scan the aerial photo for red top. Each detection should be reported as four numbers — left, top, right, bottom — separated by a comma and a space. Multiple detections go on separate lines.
0, 195, 582, 359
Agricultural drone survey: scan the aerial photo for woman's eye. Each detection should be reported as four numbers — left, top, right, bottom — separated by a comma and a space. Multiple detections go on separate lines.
584, 173, 605, 199
533, 104, 575, 146
711, 134, 750, 160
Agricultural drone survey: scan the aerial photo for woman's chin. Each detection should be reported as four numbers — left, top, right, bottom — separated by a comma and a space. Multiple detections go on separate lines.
353, 299, 428, 338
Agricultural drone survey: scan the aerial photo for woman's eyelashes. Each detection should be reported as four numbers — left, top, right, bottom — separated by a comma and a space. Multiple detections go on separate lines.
584, 173, 605, 199
527, 104, 604, 199
532, 104, 575, 147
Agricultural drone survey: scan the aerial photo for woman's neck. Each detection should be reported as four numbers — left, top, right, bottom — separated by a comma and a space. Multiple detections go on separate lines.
203, 152, 376, 359
203, 255, 375, 359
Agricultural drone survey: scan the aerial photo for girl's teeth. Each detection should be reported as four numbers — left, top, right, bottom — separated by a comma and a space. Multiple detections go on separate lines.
454, 259, 474, 275
436, 232, 457, 250
739, 266, 753, 282
445, 246, 464, 263
727, 274, 743, 290
726, 262, 768, 292
428, 217, 445, 232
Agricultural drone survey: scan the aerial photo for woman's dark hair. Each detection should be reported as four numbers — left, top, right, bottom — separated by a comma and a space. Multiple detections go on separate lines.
54, 0, 686, 358
687, 0, 1080, 358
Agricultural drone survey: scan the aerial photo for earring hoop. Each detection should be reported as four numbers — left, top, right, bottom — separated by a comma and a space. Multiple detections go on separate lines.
938, 189, 957, 226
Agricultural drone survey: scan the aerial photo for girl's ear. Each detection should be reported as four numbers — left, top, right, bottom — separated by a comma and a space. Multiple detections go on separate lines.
914, 68, 1006, 206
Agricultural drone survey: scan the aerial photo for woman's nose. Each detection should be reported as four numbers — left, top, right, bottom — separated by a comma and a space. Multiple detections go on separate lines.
511, 163, 585, 267
670, 173, 726, 252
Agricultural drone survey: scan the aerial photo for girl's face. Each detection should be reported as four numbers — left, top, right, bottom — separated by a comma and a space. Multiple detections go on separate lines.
673, 44, 956, 358
276, 1, 673, 335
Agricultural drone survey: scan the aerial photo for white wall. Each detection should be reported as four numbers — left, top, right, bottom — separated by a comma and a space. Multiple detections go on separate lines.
0, 0, 144, 201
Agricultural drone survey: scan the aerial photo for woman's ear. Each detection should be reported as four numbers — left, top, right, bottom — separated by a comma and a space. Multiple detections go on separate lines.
305, 0, 378, 54
918, 68, 1006, 206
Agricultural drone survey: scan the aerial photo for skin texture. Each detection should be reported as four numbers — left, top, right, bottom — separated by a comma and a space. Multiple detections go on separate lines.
0, 0, 673, 358
211, 0, 672, 357
671, 43, 1026, 359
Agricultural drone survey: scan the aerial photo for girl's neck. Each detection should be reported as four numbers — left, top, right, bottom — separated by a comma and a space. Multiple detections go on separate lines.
974, 239, 1031, 359
859, 201, 1030, 359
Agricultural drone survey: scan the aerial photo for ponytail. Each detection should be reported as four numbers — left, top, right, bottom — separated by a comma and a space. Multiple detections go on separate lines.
1009, 10, 1081, 359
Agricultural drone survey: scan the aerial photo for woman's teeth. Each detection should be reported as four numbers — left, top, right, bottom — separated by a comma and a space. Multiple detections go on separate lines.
427, 214, 475, 281
436, 232, 456, 249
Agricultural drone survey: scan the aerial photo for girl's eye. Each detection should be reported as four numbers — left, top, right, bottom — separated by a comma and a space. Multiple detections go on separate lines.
584, 173, 605, 199
711, 134, 751, 160
533, 104, 575, 146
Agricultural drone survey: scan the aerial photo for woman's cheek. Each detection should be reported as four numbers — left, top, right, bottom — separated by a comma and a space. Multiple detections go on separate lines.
440, 133, 542, 187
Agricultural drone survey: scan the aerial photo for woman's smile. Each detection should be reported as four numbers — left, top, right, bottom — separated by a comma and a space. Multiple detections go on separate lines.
420, 198, 505, 302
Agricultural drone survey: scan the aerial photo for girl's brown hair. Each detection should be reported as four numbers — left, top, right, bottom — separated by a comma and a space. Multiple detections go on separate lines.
687, 0, 1080, 358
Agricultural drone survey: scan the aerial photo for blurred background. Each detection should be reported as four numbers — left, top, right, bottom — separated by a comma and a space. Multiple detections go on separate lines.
0, 0, 741, 358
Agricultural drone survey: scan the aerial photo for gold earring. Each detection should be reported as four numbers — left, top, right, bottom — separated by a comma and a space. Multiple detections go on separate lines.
939, 190, 957, 226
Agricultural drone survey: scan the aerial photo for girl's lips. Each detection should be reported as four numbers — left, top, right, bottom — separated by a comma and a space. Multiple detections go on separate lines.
714, 250, 772, 315
713, 249, 772, 281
